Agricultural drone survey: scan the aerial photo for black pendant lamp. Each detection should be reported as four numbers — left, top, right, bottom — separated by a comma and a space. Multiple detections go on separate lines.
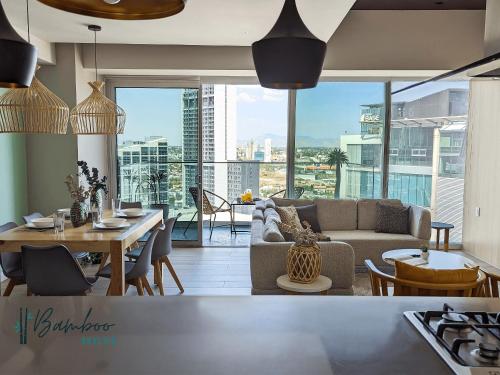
252, 0, 326, 90
0, 0, 37, 88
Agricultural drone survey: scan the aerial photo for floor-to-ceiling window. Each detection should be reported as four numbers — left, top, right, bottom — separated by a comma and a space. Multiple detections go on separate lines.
115, 86, 201, 243
390, 81, 469, 244
294, 82, 386, 200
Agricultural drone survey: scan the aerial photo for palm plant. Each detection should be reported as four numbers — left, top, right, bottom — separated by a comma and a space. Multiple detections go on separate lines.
327, 148, 349, 199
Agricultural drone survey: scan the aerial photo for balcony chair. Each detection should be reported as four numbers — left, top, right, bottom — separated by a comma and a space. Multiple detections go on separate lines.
126, 213, 183, 295
269, 186, 305, 200
184, 187, 234, 239
97, 226, 162, 296
21, 245, 96, 296
365, 259, 485, 297
0, 222, 27, 296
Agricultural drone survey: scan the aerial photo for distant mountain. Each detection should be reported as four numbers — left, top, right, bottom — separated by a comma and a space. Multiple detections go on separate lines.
237, 133, 339, 148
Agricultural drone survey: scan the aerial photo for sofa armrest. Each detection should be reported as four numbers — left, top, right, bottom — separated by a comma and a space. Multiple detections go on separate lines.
409, 205, 431, 240
250, 241, 355, 292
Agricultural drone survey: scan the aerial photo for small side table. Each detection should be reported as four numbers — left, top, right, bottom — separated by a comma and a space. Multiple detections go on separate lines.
276, 275, 332, 295
431, 222, 455, 251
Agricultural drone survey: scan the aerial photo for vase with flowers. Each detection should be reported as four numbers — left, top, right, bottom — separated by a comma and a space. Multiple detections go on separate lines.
64, 174, 90, 228
77, 160, 108, 213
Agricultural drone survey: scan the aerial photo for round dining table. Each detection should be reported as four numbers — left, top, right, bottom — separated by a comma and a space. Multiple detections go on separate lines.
382, 249, 476, 270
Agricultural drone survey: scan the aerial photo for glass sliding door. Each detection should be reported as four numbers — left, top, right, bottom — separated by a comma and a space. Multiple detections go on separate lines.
115, 84, 201, 245
294, 82, 386, 200
390, 81, 469, 244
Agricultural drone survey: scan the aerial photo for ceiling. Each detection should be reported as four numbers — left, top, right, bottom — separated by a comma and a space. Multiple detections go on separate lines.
3, 0, 355, 46
353, 0, 486, 10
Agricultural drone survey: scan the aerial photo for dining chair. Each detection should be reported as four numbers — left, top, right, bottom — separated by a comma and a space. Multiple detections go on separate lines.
21, 245, 96, 296
120, 202, 143, 209
0, 222, 27, 296
97, 226, 162, 296
22, 212, 43, 224
482, 268, 500, 297
126, 214, 183, 295
365, 259, 486, 297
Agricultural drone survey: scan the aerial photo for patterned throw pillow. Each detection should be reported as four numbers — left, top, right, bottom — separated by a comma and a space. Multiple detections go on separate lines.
275, 206, 302, 241
375, 202, 410, 234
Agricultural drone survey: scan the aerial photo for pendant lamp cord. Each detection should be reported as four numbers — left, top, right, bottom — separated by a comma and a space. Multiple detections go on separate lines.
26, 0, 30, 43
94, 29, 97, 82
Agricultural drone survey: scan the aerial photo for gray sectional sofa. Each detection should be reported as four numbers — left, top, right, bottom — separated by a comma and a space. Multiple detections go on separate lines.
250, 198, 431, 295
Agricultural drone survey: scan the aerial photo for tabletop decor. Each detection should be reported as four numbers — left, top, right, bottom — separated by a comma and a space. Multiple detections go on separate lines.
64, 174, 90, 228
77, 160, 108, 212
240, 189, 253, 203
279, 221, 322, 284
420, 245, 429, 261
70, 25, 126, 134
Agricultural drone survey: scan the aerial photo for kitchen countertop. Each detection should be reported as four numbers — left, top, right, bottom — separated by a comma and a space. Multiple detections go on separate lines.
2, 296, 500, 375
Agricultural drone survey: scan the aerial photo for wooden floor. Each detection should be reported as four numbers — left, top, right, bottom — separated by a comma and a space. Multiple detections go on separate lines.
1, 248, 499, 297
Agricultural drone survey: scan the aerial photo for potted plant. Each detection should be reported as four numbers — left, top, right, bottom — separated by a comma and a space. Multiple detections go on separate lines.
420, 245, 429, 261
64, 174, 90, 228
77, 160, 108, 212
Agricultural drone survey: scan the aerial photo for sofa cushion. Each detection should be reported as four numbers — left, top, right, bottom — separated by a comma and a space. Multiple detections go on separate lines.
252, 210, 264, 221
275, 206, 302, 241
255, 200, 267, 211
313, 199, 357, 231
322, 230, 425, 266
263, 221, 285, 242
271, 197, 313, 207
265, 199, 276, 209
375, 203, 410, 234
295, 204, 321, 233
264, 208, 280, 223
357, 199, 402, 230
395, 261, 479, 284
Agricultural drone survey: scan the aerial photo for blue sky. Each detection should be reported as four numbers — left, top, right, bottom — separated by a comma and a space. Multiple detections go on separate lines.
116, 81, 470, 147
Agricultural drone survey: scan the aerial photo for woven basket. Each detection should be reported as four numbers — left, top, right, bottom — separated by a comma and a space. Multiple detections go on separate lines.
287, 244, 322, 284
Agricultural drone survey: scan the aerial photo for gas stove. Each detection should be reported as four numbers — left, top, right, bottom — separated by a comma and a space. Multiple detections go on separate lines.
405, 304, 500, 375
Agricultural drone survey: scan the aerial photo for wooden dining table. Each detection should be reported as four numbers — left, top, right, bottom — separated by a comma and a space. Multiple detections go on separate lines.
0, 209, 163, 296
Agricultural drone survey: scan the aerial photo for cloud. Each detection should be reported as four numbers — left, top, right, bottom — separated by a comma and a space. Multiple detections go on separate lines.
237, 92, 258, 103
262, 89, 287, 102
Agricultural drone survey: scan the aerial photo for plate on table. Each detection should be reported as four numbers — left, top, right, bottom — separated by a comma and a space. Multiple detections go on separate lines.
26, 222, 54, 229
94, 222, 130, 230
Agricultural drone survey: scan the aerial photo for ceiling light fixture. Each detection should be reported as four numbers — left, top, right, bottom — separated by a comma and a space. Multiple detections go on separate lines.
37, 0, 186, 20
70, 25, 125, 135
252, 0, 327, 90
0, 0, 37, 88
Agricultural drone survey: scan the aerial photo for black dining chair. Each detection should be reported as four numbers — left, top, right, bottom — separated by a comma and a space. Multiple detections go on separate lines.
97, 226, 162, 296
21, 245, 96, 296
120, 202, 143, 209
22, 212, 43, 224
126, 214, 183, 296
0, 222, 27, 296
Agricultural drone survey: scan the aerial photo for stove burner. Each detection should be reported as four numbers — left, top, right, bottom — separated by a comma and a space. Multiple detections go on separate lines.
442, 312, 469, 323
479, 342, 500, 360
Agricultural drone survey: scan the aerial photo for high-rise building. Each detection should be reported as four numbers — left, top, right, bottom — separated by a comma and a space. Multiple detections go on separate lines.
227, 162, 260, 204
264, 138, 272, 162
182, 85, 237, 206
246, 139, 255, 160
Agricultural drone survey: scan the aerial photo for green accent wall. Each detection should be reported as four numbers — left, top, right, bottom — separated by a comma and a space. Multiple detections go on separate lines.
0, 90, 28, 224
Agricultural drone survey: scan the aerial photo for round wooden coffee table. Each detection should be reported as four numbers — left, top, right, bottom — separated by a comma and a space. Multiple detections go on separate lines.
382, 249, 475, 270
277, 275, 332, 295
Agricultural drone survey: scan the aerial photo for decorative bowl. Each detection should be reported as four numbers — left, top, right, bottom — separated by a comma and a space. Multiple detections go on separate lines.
31, 218, 54, 228
119, 208, 143, 217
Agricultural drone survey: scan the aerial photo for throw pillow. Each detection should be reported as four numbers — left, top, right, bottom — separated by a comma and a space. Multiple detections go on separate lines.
252, 210, 264, 221
375, 203, 410, 234
263, 221, 285, 242
275, 206, 302, 241
295, 204, 321, 233
395, 260, 479, 284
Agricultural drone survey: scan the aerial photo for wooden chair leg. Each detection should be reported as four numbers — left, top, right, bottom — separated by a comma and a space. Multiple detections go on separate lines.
142, 277, 154, 296
106, 283, 112, 296
98, 253, 110, 272
163, 256, 184, 293
154, 261, 165, 296
3, 279, 16, 296
135, 278, 144, 296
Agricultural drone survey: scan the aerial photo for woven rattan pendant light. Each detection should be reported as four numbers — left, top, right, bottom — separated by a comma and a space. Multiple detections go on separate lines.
0, 1, 69, 134
70, 25, 125, 135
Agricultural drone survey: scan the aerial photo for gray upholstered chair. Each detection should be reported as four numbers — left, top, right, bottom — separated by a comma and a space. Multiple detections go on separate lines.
21, 245, 96, 296
0, 222, 26, 296
126, 214, 183, 295
97, 226, 162, 296
120, 202, 143, 209
22, 212, 43, 224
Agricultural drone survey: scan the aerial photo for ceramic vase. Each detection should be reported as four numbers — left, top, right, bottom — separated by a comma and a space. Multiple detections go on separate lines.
70, 201, 88, 228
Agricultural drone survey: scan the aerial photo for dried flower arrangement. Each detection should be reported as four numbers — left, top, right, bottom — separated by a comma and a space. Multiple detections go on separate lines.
64, 174, 90, 202
278, 221, 320, 246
